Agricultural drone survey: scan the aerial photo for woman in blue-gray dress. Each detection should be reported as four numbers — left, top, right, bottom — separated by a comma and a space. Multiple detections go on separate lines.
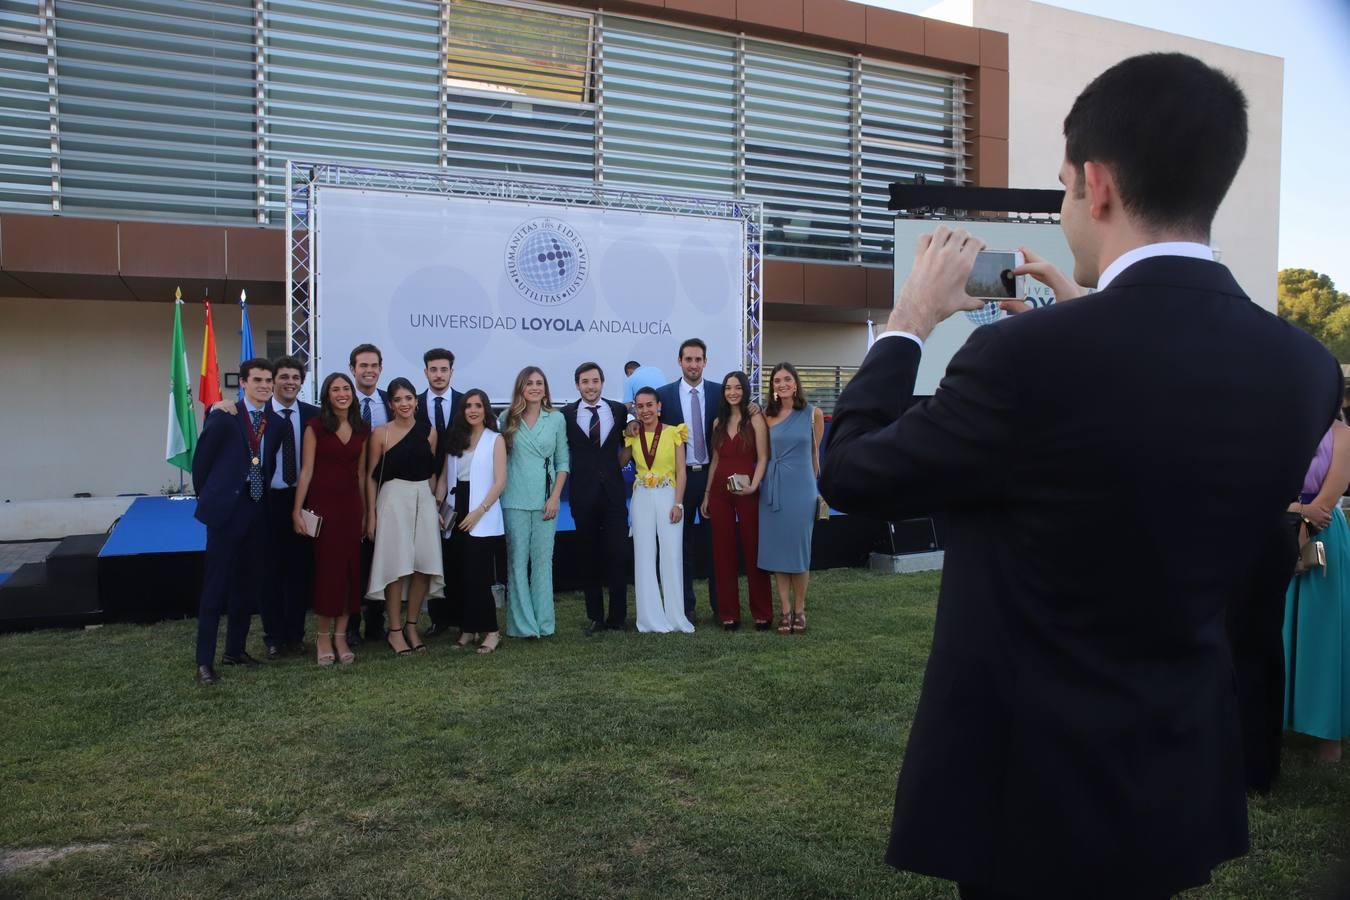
759, 362, 825, 635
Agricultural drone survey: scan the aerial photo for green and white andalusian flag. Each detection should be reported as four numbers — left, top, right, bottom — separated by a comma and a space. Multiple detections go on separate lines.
166, 289, 198, 471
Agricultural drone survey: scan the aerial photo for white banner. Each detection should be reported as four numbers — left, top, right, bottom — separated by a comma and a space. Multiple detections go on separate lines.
893, 219, 1076, 395
314, 187, 746, 402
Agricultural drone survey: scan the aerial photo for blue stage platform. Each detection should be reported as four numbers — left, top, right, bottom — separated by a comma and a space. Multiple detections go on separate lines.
100, 494, 589, 558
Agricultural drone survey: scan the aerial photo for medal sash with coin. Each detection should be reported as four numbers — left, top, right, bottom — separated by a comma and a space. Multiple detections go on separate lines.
247, 412, 267, 467
639, 423, 663, 487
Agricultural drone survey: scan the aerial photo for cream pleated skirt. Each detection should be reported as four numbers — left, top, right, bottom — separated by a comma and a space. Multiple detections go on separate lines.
366, 478, 445, 601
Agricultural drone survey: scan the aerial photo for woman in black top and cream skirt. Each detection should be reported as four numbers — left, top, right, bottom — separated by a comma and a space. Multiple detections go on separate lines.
366, 377, 444, 654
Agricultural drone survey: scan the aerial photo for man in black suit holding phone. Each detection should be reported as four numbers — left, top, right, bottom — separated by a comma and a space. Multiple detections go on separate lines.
192, 358, 283, 684
821, 53, 1340, 899
562, 362, 631, 634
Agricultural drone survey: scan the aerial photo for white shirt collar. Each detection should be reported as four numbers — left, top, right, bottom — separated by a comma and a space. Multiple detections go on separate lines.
1096, 241, 1213, 291
356, 386, 379, 399
271, 397, 297, 413
682, 378, 703, 393
244, 399, 266, 414
428, 387, 451, 400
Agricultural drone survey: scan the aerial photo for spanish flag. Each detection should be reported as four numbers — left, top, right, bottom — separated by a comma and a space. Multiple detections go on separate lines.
199, 296, 222, 410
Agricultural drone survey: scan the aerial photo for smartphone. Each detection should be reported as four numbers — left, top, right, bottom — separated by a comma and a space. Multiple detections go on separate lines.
965, 249, 1025, 300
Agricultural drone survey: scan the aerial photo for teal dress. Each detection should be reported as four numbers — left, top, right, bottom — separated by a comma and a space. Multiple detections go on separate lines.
502, 408, 569, 638
1284, 504, 1350, 740
758, 405, 818, 574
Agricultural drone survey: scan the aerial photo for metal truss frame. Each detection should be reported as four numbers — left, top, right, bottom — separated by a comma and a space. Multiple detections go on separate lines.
286, 160, 764, 400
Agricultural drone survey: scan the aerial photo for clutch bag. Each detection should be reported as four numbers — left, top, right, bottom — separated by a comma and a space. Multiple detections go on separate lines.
439, 494, 458, 540
727, 473, 750, 493
298, 508, 322, 538
816, 496, 830, 521
1294, 518, 1327, 575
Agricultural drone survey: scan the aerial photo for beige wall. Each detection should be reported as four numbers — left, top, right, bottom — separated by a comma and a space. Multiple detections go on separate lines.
0, 296, 284, 502
763, 320, 873, 370
927, 0, 1283, 309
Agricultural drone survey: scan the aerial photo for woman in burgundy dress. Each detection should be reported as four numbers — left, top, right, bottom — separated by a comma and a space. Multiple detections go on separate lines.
293, 372, 370, 666
700, 371, 772, 629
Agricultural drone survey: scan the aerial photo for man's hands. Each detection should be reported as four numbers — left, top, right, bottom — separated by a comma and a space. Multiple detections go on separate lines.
1000, 246, 1087, 315
213, 399, 237, 416
886, 225, 986, 342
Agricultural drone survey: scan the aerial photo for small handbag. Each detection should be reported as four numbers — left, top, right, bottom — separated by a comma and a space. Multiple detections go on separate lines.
439, 489, 458, 540
816, 496, 831, 521
1295, 517, 1327, 575
727, 473, 750, 493
297, 508, 323, 538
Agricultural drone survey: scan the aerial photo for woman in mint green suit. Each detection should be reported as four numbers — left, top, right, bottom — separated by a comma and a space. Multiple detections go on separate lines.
501, 367, 569, 639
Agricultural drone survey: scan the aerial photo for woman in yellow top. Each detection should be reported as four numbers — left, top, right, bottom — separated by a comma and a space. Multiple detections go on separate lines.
619, 387, 695, 633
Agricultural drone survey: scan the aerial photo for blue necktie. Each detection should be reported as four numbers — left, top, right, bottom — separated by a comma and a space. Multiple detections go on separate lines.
247, 410, 265, 501
362, 397, 372, 426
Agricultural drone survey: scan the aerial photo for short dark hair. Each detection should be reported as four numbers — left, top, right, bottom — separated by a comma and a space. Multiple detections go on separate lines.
423, 348, 454, 367
239, 358, 274, 381
634, 386, 660, 404
624, 360, 640, 375
1063, 52, 1247, 237
272, 355, 306, 379
574, 361, 604, 384
678, 338, 707, 359
349, 343, 382, 367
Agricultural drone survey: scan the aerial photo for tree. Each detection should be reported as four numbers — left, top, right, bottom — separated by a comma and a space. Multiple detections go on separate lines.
1277, 268, 1350, 362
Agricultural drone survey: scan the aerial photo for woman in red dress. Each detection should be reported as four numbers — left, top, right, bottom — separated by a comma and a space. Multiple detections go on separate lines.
293, 372, 370, 666
700, 371, 772, 630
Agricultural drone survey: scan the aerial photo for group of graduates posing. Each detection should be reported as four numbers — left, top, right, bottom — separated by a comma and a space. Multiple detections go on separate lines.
189, 339, 825, 684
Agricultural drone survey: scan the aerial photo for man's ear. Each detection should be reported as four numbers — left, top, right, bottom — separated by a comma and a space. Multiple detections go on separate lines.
1082, 160, 1116, 222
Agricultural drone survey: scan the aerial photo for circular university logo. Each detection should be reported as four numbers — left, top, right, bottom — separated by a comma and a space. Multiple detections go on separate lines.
505, 217, 589, 306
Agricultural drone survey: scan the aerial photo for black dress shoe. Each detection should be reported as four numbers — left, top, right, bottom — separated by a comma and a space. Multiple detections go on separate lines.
425, 623, 446, 638
222, 652, 262, 668
584, 621, 605, 637
285, 640, 306, 656
754, 621, 772, 631
266, 644, 283, 661
605, 621, 629, 632
196, 665, 219, 685
346, 630, 362, 648
722, 622, 740, 632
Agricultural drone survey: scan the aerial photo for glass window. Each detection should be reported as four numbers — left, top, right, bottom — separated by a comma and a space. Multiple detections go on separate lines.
447, 0, 593, 104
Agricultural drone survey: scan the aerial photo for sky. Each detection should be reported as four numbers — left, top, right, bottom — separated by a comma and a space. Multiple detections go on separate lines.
860, 0, 1350, 292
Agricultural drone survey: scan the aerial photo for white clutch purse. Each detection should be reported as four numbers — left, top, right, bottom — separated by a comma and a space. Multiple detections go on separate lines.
298, 508, 323, 538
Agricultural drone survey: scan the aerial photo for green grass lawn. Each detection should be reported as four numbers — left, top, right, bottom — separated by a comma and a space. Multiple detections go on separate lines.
1, 568, 1346, 898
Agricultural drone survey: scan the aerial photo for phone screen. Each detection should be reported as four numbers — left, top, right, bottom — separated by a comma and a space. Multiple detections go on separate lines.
965, 250, 1018, 299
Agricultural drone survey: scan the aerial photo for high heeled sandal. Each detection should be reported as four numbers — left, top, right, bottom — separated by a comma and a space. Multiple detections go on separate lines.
476, 632, 501, 655
776, 613, 793, 635
792, 611, 807, 634
316, 631, 336, 667
452, 632, 477, 650
386, 623, 412, 656
333, 632, 355, 665
403, 622, 428, 653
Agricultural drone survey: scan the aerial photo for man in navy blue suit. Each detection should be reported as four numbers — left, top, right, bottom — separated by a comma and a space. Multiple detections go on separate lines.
192, 358, 282, 684
262, 356, 320, 657
415, 347, 466, 638
349, 343, 391, 645
655, 338, 720, 621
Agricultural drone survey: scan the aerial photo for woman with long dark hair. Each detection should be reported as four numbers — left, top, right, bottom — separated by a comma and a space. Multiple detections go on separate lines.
292, 372, 369, 665
365, 376, 443, 655
759, 362, 824, 635
500, 366, 569, 638
436, 389, 508, 655
700, 371, 772, 630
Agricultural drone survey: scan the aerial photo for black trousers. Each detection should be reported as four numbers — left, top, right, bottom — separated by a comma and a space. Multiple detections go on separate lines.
196, 494, 266, 666
356, 537, 384, 639
261, 487, 311, 647
680, 464, 716, 619
571, 489, 630, 626
1229, 512, 1301, 793
429, 492, 461, 629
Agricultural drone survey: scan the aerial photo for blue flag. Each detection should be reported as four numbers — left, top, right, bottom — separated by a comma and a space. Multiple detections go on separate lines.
238, 290, 254, 400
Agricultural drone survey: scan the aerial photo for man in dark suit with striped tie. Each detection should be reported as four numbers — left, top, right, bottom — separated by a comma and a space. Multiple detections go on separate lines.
192, 358, 282, 684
